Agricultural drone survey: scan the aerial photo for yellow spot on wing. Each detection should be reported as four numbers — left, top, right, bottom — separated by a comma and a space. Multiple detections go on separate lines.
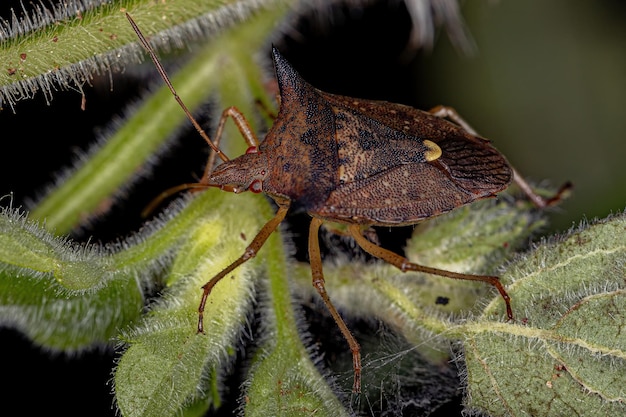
423, 140, 442, 161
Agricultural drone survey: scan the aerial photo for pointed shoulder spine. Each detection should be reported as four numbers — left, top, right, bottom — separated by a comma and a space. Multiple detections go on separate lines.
271, 46, 307, 98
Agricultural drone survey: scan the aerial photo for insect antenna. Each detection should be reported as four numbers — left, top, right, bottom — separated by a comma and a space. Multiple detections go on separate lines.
125, 13, 229, 165
140, 183, 208, 218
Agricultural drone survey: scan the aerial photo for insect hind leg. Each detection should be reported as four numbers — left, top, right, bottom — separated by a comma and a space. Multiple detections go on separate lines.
428, 105, 571, 208
347, 224, 513, 321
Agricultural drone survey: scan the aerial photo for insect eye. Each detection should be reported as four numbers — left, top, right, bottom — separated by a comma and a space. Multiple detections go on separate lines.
249, 179, 263, 193
245, 146, 258, 154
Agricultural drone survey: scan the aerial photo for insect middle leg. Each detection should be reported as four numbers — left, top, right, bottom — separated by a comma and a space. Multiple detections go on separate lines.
347, 224, 513, 321
429, 105, 571, 208
309, 218, 362, 393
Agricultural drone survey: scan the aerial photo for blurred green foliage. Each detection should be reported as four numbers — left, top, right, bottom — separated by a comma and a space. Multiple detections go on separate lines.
423, 1, 626, 233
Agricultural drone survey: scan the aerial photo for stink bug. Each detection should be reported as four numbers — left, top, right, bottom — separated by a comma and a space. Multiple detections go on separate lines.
127, 14, 567, 393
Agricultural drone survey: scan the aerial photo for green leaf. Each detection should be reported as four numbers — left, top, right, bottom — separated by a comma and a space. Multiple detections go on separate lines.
243, 225, 349, 417
291, 198, 545, 365
0, 206, 144, 350
462, 213, 626, 416
25, 2, 290, 234
114, 186, 347, 416
244, 339, 350, 417
0, 0, 292, 107
289, 201, 626, 416
5, 2, 623, 415
114, 191, 264, 417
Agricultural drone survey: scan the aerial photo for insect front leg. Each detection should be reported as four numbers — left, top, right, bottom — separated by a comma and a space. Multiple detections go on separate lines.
197, 204, 289, 333
146, 106, 260, 210
309, 218, 362, 393
347, 224, 514, 321
428, 105, 571, 207
200, 106, 261, 184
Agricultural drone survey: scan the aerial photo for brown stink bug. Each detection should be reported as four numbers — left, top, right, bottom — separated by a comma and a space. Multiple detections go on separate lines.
127, 14, 567, 393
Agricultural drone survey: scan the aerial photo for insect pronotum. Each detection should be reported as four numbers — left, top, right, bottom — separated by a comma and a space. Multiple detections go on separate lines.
126, 14, 568, 393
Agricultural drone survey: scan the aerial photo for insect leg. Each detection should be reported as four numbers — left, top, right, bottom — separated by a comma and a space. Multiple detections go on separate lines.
200, 106, 260, 183
348, 224, 513, 321
429, 105, 479, 135
509, 167, 571, 208
309, 218, 362, 393
428, 105, 571, 207
197, 204, 289, 334
254, 97, 278, 121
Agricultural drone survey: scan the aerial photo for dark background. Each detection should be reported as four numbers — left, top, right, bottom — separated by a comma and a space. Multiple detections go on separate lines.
1, 1, 625, 416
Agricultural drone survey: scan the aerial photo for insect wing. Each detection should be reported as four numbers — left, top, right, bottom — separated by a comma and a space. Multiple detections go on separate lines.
313, 94, 512, 225
317, 161, 482, 225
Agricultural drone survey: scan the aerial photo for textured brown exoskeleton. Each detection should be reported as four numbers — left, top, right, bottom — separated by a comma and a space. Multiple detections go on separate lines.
127, 14, 567, 394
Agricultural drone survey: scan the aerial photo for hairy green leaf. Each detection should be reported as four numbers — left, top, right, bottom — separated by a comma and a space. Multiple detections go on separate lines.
26, 2, 290, 234
462, 213, 626, 416
0, 0, 292, 108
113, 188, 341, 417
291, 198, 545, 362
244, 227, 349, 417
0, 206, 143, 350
115, 191, 263, 417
